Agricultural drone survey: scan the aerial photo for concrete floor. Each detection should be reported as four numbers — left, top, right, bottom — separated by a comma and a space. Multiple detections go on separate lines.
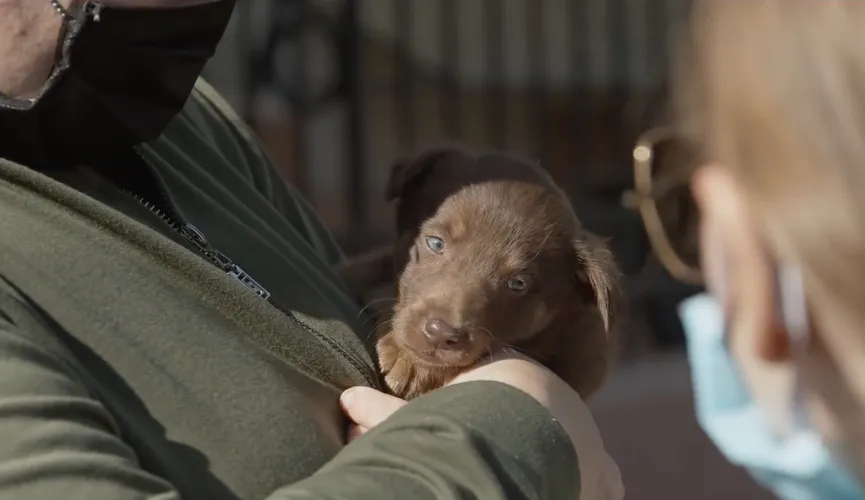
588, 351, 775, 500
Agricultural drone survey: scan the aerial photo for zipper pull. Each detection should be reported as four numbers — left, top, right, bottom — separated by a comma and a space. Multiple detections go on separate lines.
84, 2, 103, 22
180, 223, 211, 252
180, 224, 272, 301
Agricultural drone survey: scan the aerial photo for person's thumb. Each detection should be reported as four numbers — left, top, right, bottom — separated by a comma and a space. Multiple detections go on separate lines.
340, 386, 407, 428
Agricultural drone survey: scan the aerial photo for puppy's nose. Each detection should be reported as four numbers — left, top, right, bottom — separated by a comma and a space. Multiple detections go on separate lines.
423, 318, 464, 348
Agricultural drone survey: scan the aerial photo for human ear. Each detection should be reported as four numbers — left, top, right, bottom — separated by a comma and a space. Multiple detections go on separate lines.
691, 164, 791, 363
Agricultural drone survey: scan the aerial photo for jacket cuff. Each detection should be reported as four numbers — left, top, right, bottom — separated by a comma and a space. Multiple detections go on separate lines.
392, 380, 580, 497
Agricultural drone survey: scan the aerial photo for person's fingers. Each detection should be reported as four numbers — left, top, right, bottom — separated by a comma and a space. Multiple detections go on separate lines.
346, 423, 369, 443
340, 386, 407, 429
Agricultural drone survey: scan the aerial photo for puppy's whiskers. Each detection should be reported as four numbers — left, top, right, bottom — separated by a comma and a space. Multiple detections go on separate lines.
357, 297, 396, 319
501, 346, 519, 358
500, 342, 548, 362
360, 311, 385, 326
468, 324, 497, 361
470, 324, 495, 341
369, 318, 394, 340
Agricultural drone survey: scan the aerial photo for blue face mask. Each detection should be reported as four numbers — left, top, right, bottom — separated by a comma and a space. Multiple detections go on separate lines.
679, 290, 864, 500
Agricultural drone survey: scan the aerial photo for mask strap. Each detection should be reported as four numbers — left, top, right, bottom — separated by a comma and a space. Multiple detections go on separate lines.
779, 266, 809, 355
777, 266, 815, 430
777, 266, 865, 485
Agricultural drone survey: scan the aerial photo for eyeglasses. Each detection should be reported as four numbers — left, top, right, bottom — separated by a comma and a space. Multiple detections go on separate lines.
625, 127, 704, 285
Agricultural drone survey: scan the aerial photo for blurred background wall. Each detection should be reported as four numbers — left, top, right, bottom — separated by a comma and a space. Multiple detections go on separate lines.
200, 2, 773, 498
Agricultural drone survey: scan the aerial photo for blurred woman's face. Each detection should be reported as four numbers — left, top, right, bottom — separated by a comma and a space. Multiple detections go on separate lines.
677, 0, 865, 491
691, 165, 802, 435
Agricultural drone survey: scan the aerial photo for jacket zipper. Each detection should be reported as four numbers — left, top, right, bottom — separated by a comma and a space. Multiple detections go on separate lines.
120, 185, 272, 301
127, 147, 377, 386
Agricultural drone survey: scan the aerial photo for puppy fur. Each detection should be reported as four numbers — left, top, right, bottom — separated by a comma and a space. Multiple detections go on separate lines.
337, 146, 622, 400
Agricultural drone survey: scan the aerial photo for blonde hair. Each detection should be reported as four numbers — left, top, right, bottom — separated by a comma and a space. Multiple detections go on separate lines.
677, 0, 865, 332
676, 0, 865, 470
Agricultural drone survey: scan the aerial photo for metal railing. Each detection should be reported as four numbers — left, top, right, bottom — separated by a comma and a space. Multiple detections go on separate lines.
232, 0, 690, 251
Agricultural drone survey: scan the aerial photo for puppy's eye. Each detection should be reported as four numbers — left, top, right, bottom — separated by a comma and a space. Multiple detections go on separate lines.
425, 235, 445, 254
506, 276, 529, 293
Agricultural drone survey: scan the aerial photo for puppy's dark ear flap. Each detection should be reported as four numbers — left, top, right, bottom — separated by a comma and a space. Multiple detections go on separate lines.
384, 156, 414, 201
573, 231, 621, 333
385, 148, 455, 201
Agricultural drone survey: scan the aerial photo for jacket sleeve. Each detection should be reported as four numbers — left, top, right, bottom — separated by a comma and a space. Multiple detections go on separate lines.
0, 299, 579, 500
274, 382, 581, 500
0, 297, 181, 499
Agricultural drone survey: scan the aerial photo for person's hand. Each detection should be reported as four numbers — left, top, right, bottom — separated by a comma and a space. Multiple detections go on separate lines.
445, 352, 625, 500
340, 351, 625, 500
340, 386, 406, 442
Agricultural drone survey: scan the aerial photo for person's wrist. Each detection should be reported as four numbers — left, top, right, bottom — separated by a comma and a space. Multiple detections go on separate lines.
446, 352, 592, 452
447, 352, 624, 499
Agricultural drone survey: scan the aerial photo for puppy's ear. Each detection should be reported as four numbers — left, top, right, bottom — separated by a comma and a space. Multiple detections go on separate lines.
385, 148, 457, 201
541, 231, 621, 399
572, 231, 621, 333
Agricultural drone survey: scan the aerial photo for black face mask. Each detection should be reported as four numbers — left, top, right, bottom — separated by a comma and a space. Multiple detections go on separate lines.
0, 0, 236, 169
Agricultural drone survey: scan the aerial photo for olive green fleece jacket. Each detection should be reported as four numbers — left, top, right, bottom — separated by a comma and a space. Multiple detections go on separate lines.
0, 79, 579, 500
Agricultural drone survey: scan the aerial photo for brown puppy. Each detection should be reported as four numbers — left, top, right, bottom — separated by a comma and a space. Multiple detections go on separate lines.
337, 146, 622, 400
